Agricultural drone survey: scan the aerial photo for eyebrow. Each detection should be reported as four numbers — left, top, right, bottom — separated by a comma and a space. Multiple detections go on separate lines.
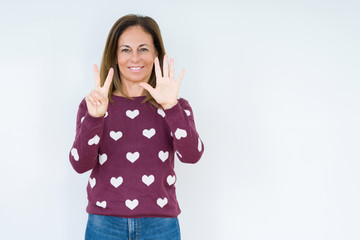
119, 44, 150, 48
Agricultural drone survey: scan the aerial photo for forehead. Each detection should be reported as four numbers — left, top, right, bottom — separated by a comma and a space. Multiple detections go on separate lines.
118, 26, 154, 47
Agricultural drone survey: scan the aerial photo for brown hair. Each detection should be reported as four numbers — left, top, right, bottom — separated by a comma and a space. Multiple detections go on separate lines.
99, 14, 165, 107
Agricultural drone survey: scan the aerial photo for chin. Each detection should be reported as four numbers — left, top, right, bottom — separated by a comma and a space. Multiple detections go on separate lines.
121, 72, 152, 84
131, 74, 151, 82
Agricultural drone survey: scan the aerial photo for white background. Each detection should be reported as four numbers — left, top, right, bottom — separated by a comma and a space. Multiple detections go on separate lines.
1, 0, 359, 239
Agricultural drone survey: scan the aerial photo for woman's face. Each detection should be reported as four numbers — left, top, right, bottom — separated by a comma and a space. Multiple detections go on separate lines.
117, 26, 157, 84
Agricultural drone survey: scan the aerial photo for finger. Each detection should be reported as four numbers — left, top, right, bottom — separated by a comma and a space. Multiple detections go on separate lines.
154, 57, 162, 78
86, 94, 97, 106
177, 69, 185, 85
138, 82, 155, 96
91, 89, 101, 100
169, 58, 175, 80
91, 90, 101, 105
93, 64, 100, 89
163, 54, 169, 77
103, 68, 114, 93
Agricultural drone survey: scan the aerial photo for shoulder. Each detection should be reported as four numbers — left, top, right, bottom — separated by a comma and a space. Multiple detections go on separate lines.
177, 97, 195, 116
178, 97, 196, 112
178, 97, 191, 108
77, 97, 88, 113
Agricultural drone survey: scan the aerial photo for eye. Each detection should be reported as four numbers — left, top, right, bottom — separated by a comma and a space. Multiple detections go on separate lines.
139, 48, 148, 52
121, 48, 130, 53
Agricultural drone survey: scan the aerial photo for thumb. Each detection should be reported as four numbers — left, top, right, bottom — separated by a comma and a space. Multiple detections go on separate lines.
138, 82, 155, 95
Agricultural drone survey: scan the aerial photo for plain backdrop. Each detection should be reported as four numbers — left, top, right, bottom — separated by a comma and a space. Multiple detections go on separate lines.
1, 0, 359, 239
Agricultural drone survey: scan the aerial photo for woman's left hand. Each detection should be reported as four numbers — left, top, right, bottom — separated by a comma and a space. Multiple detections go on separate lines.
139, 55, 185, 110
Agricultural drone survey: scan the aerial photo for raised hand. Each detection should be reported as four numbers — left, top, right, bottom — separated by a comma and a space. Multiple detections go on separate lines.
85, 64, 114, 117
139, 55, 185, 110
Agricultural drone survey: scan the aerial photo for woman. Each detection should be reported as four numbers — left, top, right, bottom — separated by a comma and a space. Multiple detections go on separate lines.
69, 14, 204, 239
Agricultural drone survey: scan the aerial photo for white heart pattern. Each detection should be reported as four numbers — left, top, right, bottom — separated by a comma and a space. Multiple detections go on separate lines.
167, 175, 176, 186
88, 135, 100, 145
81, 116, 85, 123
143, 128, 156, 139
142, 175, 155, 186
96, 201, 107, 208
110, 176, 123, 188
174, 128, 187, 140
126, 109, 139, 119
104, 111, 108, 118
126, 152, 139, 163
71, 148, 79, 161
198, 138, 202, 152
110, 131, 123, 141
158, 151, 169, 162
125, 199, 139, 210
99, 153, 108, 165
89, 177, 96, 188
157, 198, 168, 208
89, 178, 96, 188
157, 108, 165, 117
184, 109, 191, 116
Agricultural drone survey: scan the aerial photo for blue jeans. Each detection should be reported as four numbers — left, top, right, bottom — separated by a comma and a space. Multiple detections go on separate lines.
85, 214, 181, 240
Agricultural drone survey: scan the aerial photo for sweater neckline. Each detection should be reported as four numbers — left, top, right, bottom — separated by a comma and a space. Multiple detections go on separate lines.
111, 94, 147, 102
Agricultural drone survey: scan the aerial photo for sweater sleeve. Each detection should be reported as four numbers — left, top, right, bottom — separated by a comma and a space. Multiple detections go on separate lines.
69, 98, 105, 173
163, 98, 204, 164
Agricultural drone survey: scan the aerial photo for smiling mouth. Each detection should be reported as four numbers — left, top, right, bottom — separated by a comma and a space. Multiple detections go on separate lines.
129, 66, 144, 71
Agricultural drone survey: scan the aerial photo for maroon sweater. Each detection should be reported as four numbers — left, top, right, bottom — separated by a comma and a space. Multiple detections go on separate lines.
69, 95, 204, 218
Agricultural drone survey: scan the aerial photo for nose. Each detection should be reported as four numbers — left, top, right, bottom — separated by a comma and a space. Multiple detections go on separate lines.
130, 51, 140, 63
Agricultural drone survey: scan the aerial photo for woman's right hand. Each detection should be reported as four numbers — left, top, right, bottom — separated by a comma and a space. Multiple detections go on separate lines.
85, 64, 114, 118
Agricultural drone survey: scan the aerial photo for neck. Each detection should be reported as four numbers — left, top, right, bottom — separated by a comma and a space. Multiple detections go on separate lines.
117, 82, 146, 97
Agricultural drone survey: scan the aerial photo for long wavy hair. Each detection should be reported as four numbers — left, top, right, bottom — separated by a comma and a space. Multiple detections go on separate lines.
99, 14, 165, 107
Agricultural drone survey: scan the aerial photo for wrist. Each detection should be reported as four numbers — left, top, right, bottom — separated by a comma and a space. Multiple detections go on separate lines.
161, 100, 178, 110
88, 111, 105, 118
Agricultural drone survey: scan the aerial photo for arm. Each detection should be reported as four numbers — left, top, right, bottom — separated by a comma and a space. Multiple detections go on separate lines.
138, 55, 204, 163
69, 64, 113, 173
69, 99, 105, 173
164, 98, 204, 164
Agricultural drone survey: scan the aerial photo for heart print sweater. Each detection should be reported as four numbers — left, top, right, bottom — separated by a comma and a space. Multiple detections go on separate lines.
69, 95, 204, 218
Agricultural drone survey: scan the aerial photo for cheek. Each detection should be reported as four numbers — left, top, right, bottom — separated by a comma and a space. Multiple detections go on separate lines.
146, 62, 154, 72
117, 55, 125, 64
145, 55, 156, 66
